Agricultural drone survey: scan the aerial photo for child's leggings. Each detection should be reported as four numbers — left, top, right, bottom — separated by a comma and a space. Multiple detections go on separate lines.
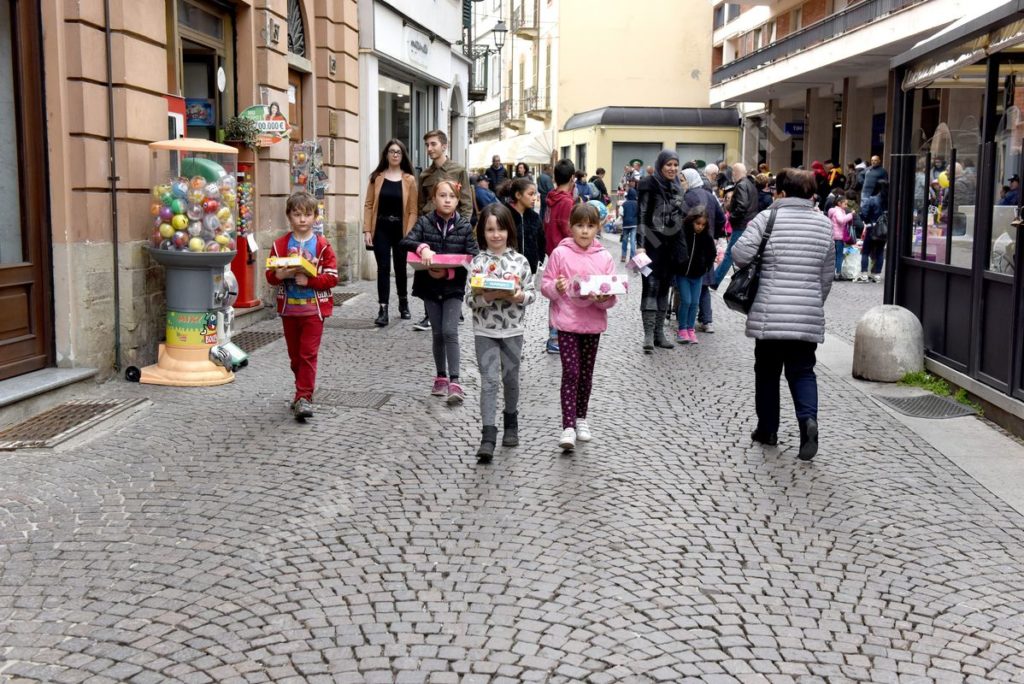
474, 335, 523, 427
425, 298, 462, 381
557, 332, 600, 429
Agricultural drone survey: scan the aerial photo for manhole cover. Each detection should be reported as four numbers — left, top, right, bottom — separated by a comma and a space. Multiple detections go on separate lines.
315, 389, 391, 409
874, 394, 977, 419
232, 330, 284, 353
0, 399, 148, 450
333, 292, 360, 306
325, 318, 377, 330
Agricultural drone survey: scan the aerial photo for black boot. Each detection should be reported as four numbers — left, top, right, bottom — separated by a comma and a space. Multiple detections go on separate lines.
798, 418, 818, 461
398, 298, 411, 320
653, 310, 674, 349
751, 429, 778, 446
502, 412, 519, 447
477, 425, 498, 463
374, 304, 389, 327
641, 312, 656, 353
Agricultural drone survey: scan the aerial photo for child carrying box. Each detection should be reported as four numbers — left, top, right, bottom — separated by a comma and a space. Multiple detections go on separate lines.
265, 191, 339, 421
464, 203, 535, 464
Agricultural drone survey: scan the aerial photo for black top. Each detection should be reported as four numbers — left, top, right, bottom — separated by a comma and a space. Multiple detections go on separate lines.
376, 178, 404, 228
400, 213, 480, 300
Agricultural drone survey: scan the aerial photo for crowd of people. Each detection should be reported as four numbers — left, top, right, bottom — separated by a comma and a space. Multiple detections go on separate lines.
266, 130, 889, 462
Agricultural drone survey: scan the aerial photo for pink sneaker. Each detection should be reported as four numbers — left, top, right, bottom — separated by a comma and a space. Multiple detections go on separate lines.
676, 329, 690, 345
431, 376, 449, 396
446, 382, 465, 405
688, 329, 699, 344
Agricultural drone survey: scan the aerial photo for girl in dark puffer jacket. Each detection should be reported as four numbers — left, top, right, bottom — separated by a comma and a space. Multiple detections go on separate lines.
674, 206, 717, 344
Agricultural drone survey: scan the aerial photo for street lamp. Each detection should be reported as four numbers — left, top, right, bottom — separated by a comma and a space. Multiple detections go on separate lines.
493, 20, 507, 140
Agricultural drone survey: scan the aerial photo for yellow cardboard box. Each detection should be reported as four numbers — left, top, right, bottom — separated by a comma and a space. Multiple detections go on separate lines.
266, 255, 317, 277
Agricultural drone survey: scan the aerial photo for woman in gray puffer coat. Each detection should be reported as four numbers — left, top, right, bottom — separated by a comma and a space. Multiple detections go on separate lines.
732, 168, 835, 461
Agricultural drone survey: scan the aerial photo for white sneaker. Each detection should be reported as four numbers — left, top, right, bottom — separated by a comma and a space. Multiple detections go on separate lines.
558, 428, 576, 451
855, 273, 869, 282
868, 274, 880, 283
575, 419, 592, 442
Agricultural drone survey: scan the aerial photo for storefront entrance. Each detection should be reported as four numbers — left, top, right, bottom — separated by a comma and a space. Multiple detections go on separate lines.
0, 1, 52, 381
175, 0, 235, 141
378, 69, 435, 172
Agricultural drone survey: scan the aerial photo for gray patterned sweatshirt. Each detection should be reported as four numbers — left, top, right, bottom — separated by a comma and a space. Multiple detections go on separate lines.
464, 249, 537, 339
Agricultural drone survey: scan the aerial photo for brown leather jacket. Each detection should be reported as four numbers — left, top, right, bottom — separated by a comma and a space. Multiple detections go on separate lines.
363, 173, 418, 238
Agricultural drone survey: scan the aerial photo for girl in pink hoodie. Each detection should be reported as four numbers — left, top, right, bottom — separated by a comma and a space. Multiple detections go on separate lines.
827, 196, 854, 279
541, 203, 618, 451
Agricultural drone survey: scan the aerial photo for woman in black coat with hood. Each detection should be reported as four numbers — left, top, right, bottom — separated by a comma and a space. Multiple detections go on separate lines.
637, 149, 689, 352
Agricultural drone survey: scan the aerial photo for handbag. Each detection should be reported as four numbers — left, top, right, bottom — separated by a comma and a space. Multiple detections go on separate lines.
723, 207, 778, 315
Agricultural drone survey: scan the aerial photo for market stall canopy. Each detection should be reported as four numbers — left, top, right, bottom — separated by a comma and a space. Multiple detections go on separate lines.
467, 129, 555, 170
149, 138, 240, 154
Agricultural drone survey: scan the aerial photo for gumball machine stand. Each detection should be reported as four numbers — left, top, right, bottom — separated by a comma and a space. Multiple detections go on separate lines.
132, 138, 241, 387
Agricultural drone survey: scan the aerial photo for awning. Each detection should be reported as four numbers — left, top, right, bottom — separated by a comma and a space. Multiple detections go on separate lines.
466, 130, 555, 170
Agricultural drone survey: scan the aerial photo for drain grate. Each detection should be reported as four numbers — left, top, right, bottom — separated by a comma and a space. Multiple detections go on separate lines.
325, 318, 378, 330
314, 389, 391, 409
232, 330, 284, 353
333, 292, 360, 306
874, 394, 977, 419
0, 399, 147, 450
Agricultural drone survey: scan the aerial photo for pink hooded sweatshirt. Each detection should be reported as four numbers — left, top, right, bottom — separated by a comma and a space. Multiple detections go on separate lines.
541, 236, 618, 334
828, 205, 854, 241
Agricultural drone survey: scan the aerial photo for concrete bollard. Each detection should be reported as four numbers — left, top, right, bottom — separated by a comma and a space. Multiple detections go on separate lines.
852, 305, 924, 382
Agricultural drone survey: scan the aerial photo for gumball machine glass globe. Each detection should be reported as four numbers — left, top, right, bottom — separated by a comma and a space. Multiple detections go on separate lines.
171, 214, 189, 231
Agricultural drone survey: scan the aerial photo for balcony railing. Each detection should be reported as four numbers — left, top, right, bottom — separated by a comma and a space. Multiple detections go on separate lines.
469, 55, 488, 102
523, 85, 550, 119
511, 0, 539, 38
501, 99, 526, 130
473, 109, 500, 134
712, 0, 926, 84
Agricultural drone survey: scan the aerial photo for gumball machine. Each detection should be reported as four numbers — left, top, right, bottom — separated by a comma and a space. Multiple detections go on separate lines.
231, 162, 261, 309
132, 138, 240, 387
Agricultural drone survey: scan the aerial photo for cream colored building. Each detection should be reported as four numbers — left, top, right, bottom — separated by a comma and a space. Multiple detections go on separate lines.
467, 0, 740, 177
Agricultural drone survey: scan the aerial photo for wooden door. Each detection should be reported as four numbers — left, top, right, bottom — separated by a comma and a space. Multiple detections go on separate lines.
288, 70, 303, 141
0, 0, 52, 380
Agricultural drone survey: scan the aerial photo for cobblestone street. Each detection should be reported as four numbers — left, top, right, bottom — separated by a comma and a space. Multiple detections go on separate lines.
3, 258, 1024, 684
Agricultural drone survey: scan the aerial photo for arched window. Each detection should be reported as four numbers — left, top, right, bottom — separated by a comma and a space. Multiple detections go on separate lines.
287, 0, 306, 58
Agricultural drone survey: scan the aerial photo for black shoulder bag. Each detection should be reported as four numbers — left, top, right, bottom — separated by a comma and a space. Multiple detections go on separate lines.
723, 207, 778, 315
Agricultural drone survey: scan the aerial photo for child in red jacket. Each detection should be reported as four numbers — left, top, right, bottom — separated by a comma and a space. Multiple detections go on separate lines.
265, 192, 339, 420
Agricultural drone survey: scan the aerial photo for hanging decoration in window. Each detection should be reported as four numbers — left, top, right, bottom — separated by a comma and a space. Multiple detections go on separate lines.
287, 0, 306, 57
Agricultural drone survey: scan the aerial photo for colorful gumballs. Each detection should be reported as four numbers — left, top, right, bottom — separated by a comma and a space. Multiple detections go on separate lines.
171, 214, 189, 231
187, 221, 203, 237
219, 174, 236, 191
216, 206, 232, 222
150, 202, 162, 216
188, 237, 206, 252
158, 205, 173, 222
203, 214, 221, 232
203, 182, 221, 199
172, 179, 189, 199
170, 198, 186, 215
160, 191, 174, 207
172, 230, 189, 249
159, 239, 174, 251
150, 230, 162, 247
215, 233, 230, 246
186, 203, 204, 221
202, 198, 219, 214
158, 222, 175, 239
225, 238, 237, 251
190, 175, 206, 191
189, 189, 204, 204
205, 241, 221, 252
152, 183, 171, 199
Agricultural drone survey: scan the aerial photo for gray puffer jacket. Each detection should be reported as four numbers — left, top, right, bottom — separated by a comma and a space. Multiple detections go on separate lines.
732, 197, 835, 343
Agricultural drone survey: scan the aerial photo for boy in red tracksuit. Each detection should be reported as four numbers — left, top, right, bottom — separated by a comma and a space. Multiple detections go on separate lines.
542, 158, 576, 353
265, 192, 339, 420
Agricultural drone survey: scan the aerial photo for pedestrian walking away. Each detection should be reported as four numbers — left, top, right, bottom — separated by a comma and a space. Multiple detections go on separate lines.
363, 139, 419, 326
713, 162, 759, 289
265, 191, 339, 421
465, 203, 536, 463
541, 203, 618, 452
401, 179, 480, 405
415, 129, 473, 332
637, 149, 688, 353
731, 168, 835, 460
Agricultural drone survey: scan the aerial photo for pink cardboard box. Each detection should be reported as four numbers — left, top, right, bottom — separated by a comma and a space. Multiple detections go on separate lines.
408, 253, 472, 271
570, 274, 628, 297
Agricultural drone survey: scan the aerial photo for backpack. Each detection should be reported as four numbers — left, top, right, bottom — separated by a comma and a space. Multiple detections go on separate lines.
870, 212, 888, 241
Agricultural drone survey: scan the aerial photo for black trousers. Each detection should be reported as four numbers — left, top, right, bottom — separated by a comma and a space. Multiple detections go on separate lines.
754, 339, 818, 434
373, 222, 408, 304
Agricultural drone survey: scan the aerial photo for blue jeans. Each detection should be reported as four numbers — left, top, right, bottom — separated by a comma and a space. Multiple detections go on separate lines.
698, 285, 712, 324
834, 239, 845, 275
713, 228, 745, 285
754, 339, 818, 434
675, 276, 702, 330
861, 237, 884, 274
620, 226, 637, 260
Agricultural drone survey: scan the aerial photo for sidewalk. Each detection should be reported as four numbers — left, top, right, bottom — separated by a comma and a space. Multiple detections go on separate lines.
2, 260, 1024, 683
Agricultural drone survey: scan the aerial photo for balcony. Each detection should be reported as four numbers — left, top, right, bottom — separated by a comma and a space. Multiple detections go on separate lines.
501, 99, 526, 131
468, 56, 488, 102
712, 0, 926, 85
523, 85, 550, 121
472, 109, 500, 135
511, 0, 539, 39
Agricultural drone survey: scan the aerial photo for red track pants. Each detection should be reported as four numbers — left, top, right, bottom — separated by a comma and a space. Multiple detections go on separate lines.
281, 315, 324, 402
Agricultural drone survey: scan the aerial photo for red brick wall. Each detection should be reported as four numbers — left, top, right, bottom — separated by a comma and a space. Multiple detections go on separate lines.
776, 12, 791, 39
712, 45, 723, 70
802, 0, 827, 26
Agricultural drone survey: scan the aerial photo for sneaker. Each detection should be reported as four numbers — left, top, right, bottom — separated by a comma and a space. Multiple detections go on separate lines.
751, 429, 778, 446
292, 397, 314, 421
701, 322, 714, 333
413, 316, 431, 331
676, 329, 689, 344
558, 427, 576, 451
855, 273, 869, 282
431, 376, 449, 396
575, 419, 592, 442
688, 329, 699, 344
545, 339, 560, 354
868, 274, 880, 283
446, 382, 465, 405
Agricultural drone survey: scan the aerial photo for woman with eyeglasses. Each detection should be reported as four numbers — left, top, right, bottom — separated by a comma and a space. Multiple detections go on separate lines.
363, 139, 419, 326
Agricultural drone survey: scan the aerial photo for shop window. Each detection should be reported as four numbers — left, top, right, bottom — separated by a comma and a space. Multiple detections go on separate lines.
379, 74, 411, 158
988, 65, 1024, 275
174, 0, 235, 141
560, 145, 570, 162
576, 144, 587, 175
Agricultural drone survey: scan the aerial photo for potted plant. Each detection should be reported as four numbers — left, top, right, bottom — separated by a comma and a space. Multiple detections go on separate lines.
221, 116, 260, 151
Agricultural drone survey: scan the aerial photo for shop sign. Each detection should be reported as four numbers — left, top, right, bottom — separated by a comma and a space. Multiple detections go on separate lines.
239, 103, 291, 146
784, 121, 805, 137
166, 311, 218, 348
405, 26, 430, 68
185, 98, 215, 126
